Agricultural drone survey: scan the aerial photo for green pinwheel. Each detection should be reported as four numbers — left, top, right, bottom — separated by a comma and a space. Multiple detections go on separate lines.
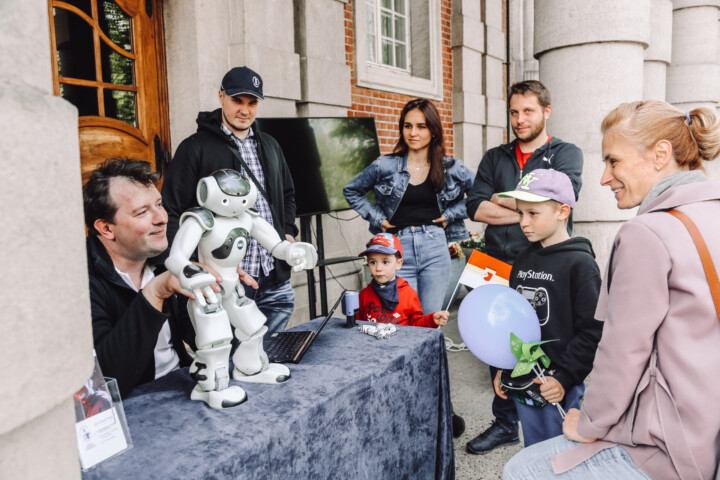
509, 332, 556, 378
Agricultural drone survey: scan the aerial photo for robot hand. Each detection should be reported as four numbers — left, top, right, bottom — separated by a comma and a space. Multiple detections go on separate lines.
178, 264, 219, 307
285, 242, 318, 272
272, 241, 318, 272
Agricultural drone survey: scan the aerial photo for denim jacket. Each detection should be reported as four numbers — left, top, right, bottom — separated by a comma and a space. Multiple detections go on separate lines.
343, 155, 474, 242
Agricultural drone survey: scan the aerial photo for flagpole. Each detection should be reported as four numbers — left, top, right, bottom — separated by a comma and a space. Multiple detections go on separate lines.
443, 281, 462, 312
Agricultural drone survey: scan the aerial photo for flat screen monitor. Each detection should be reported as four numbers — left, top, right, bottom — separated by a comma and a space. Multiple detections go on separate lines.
255, 117, 381, 217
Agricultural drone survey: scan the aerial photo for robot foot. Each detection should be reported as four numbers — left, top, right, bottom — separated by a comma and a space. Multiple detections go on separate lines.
190, 384, 247, 409
232, 363, 291, 384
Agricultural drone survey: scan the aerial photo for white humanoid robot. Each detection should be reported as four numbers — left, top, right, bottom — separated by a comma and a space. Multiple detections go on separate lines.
165, 169, 317, 409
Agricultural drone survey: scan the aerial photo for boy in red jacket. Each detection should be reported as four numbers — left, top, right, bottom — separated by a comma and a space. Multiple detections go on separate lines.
357, 233, 465, 437
356, 233, 448, 328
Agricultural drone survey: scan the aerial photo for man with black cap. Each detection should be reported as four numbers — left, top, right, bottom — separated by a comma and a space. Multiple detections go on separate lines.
162, 66, 299, 334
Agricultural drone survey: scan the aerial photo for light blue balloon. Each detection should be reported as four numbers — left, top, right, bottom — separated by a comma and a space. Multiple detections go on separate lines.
458, 284, 541, 369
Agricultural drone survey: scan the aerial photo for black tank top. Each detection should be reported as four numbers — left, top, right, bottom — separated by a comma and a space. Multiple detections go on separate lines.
389, 176, 441, 230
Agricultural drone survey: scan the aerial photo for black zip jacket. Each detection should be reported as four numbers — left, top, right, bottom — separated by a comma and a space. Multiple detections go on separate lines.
509, 237, 602, 393
87, 236, 195, 398
466, 137, 583, 263
162, 109, 299, 284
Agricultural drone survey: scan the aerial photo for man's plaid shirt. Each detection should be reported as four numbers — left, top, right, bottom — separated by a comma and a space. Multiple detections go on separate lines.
221, 123, 275, 277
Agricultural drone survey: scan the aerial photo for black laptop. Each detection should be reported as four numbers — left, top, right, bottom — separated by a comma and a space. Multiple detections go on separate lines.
264, 291, 345, 364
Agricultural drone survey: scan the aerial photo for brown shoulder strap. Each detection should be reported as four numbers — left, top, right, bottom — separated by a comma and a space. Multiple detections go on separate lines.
668, 209, 720, 322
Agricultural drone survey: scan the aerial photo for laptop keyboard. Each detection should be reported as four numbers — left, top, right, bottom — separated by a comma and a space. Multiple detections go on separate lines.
265, 331, 312, 363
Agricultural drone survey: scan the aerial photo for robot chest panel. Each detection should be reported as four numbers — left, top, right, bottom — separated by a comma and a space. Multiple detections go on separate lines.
199, 218, 253, 266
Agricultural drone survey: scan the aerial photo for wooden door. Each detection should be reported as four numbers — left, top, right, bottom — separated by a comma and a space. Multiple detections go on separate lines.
48, 0, 170, 182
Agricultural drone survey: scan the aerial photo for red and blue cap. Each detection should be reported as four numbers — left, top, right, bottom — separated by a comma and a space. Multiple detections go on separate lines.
359, 233, 403, 258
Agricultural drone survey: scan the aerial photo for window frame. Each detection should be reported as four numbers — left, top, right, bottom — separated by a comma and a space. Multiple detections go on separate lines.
366, 0, 411, 72
49, 0, 142, 133
354, 0, 443, 100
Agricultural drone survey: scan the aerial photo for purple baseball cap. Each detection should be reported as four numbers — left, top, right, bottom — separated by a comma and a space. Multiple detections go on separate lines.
498, 169, 576, 208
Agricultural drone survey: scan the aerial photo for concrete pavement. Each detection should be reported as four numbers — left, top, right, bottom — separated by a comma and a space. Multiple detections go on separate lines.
444, 290, 524, 480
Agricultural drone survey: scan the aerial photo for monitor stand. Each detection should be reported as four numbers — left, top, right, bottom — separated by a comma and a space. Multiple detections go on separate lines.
301, 214, 363, 318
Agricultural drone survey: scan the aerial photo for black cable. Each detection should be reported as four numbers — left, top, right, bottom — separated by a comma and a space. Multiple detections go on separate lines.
326, 211, 361, 221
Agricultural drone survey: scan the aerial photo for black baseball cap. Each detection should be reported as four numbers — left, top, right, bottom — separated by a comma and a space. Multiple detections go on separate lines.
220, 66, 264, 99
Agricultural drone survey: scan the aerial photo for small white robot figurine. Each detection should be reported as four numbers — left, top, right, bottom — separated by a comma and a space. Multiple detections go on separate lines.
165, 169, 317, 409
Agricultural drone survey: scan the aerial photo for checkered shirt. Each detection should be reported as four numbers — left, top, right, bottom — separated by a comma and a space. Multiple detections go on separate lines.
221, 123, 275, 277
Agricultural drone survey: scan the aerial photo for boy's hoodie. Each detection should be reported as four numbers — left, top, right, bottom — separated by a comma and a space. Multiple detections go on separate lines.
509, 237, 603, 392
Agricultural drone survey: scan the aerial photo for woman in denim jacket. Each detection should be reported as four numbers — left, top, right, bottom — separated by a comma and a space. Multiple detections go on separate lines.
344, 98, 474, 314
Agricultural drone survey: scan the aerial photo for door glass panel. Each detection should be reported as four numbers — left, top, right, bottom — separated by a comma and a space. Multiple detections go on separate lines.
64, 0, 92, 16
98, 0, 133, 52
100, 42, 135, 86
104, 90, 137, 127
54, 8, 96, 80
60, 83, 99, 116
394, 0, 405, 14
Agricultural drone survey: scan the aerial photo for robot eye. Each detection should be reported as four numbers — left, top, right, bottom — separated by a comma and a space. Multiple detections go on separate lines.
222, 199, 229, 205
242, 199, 247, 204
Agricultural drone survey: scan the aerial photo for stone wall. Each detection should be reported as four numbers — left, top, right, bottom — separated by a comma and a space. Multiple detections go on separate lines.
0, 0, 93, 478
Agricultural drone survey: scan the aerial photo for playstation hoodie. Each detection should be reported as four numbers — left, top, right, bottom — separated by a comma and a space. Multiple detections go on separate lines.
509, 237, 603, 393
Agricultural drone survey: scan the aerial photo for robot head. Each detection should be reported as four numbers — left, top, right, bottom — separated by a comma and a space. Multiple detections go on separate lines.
197, 169, 257, 217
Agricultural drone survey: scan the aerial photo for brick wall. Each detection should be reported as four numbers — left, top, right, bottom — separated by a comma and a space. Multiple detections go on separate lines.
343, 0, 455, 157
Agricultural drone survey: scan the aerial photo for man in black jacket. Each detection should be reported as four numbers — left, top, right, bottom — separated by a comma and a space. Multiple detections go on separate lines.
162, 66, 298, 334
84, 159, 218, 398
464, 80, 584, 454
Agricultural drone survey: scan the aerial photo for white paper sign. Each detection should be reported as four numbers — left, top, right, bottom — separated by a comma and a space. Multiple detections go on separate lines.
76, 406, 128, 469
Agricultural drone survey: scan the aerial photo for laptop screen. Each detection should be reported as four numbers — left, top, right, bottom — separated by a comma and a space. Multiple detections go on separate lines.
305, 290, 346, 347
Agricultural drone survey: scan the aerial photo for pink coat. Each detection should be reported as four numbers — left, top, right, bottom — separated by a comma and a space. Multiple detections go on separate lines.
552, 181, 720, 480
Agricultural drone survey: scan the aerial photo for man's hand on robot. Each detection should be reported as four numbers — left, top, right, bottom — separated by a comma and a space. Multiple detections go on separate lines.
237, 266, 259, 290
286, 242, 318, 272
179, 264, 221, 307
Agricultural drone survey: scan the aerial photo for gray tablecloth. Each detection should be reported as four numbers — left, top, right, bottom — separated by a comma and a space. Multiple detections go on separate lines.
82, 318, 455, 479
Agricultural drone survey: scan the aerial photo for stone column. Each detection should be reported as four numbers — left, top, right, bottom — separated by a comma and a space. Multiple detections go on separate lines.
294, 0, 351, 117
452, 0, 487, 171
0, 1, 94, 478
534, 0, 651, 269
483, 0, 509, 155
644, 0, 673, 100
667, 0, 720, 179
667, 0, 720, 111
451, 0, 505, 173
509, 0, 538, 82
164, 0, 302, 148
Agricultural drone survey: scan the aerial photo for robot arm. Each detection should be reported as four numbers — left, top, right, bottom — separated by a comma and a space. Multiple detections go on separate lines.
165, 212, 218, 306
250, 214, 318, 272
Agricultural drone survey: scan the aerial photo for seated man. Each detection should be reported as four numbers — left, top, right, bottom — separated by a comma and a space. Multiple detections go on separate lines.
83, 158, 227, 397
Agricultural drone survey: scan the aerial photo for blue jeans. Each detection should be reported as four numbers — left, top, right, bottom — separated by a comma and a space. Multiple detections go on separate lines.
503, 435, 651, 480
243, 276, 294, 334
395, 225, 451, 314
515, 383, 584, 447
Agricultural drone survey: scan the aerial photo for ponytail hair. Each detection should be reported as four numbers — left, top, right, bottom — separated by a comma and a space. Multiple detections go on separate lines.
600, 100, 720, 170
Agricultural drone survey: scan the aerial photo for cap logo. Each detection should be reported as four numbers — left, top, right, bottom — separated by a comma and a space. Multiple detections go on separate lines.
518, 171, 540, 191
252, 76, 260, 88
369, 234, 392, 247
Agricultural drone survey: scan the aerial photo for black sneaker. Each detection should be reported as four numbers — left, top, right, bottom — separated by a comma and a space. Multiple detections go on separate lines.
452, 413, 465, 438
465, 420, 519, 454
